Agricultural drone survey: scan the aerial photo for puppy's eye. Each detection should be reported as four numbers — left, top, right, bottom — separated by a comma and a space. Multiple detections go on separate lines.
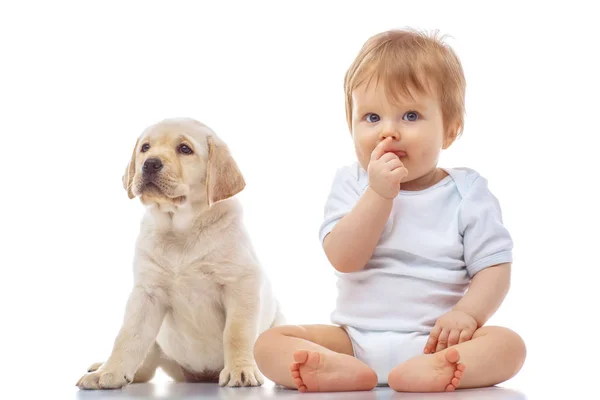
178, 144, 193, 155
141, 143, 150, 152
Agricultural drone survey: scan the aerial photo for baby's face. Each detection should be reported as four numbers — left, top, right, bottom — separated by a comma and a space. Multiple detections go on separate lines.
351, 82, 451, 189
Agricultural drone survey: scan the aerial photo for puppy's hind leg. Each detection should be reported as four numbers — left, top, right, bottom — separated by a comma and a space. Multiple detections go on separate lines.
158, 357, 186, 382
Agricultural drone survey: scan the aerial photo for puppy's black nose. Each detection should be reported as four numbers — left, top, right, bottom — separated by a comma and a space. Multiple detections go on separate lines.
143, 158, 163, 174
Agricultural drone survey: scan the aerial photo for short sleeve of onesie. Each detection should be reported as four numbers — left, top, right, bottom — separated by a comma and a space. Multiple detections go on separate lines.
318, 166, 363, 245
459, 174, 514, 277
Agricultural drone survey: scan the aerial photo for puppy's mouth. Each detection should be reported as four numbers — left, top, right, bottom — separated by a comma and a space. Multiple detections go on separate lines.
135, 175, 187, 204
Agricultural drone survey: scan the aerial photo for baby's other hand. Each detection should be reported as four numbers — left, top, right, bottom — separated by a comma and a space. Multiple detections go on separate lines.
424, 310, 477, 354
367, 138, 409, 199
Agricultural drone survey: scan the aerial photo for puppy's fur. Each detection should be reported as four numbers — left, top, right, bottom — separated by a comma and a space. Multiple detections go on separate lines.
76, 118, 283, 390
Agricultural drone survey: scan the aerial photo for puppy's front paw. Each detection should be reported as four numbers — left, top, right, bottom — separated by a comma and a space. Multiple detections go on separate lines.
219, 364, 264, 387
87, 362, 103, 372
76, 369, 131, 390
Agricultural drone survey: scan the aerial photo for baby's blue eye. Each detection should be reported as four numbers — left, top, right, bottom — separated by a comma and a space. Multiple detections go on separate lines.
403, 111, 419, 122
366, 113, 380, 123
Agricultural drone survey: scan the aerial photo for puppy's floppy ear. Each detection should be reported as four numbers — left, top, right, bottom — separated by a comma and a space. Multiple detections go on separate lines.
205, 136, 246, 207
122, 138, 139, 199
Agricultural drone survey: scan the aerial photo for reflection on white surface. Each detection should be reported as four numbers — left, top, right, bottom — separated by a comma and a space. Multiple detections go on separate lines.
74, 382, 526, 400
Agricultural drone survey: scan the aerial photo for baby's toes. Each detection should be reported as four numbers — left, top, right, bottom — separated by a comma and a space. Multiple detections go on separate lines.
444, 348, 460, 364
293, 350, 310, 364
297, 382, 308, 393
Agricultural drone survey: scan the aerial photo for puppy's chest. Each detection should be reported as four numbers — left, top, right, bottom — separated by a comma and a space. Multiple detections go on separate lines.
149, 239, 226, 300
156, 241, 208, 268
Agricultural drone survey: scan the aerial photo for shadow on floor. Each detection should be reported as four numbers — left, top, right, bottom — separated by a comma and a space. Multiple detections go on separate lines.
75, 382, 526, 400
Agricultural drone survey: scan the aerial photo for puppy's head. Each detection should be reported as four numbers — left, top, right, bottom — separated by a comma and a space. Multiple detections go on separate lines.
122, 118, 245, 208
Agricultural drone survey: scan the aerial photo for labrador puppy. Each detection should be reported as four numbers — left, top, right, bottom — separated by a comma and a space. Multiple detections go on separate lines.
76, 118, 283, 390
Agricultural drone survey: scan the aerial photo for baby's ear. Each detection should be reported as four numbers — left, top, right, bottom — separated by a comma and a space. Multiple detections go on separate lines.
443, 120, 462, 149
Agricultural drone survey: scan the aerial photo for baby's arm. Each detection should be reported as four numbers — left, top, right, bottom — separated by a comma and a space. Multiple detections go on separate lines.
453, 262, 511, 327
324, 138, 408, 273
425, 173, 514, 354
424, 263, 511, 354
323, 187, 393, 273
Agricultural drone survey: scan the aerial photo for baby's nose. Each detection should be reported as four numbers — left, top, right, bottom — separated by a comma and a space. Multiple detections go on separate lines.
380, 130, 400, 141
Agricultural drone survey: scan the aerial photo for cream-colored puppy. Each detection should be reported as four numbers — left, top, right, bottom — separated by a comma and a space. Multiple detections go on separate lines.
76, 118, 283, 390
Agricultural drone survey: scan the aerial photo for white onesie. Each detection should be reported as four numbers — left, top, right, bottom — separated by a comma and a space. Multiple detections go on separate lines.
318, 163, 513, 385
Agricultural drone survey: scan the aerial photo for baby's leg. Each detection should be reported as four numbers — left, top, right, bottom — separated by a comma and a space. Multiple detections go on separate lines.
254, 324, 378, 392
388, 326, 526, 392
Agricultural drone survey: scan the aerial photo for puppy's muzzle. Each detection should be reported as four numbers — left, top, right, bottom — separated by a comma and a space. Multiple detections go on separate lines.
143, 158, 163, 176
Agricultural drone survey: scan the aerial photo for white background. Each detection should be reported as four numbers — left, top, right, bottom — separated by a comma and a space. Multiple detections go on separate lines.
1, 1, 598, 397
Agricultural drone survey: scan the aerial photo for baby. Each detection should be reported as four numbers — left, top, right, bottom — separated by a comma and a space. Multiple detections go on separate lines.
253, 28, 526, 393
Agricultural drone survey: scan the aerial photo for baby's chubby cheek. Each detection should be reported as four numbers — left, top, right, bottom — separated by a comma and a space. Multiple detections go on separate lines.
353, 144, 371, 170
420, 145, 441, 163
410, 148, 440, 176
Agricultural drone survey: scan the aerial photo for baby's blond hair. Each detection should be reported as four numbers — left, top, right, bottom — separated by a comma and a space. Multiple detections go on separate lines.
344, 28, 466, 139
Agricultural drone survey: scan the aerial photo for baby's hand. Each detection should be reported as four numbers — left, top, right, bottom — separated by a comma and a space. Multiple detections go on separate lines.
367, 138, 409, 199
424, 310, 477, 354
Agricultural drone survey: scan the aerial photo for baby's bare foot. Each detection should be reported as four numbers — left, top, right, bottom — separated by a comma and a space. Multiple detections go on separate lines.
388, 347, 466, 392
289, 350, 377, 392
